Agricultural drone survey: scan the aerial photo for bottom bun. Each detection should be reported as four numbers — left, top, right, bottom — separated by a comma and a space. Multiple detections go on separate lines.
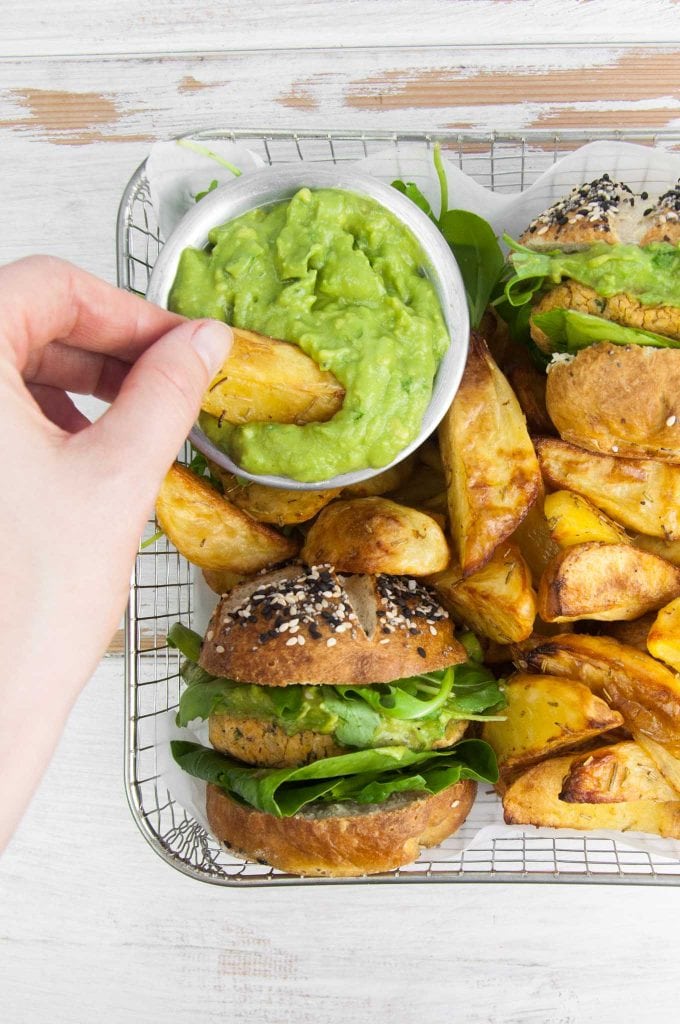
206, 779, 476, 877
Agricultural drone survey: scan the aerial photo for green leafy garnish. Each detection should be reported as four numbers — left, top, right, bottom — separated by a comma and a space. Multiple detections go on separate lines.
391, 144, 504, 328
177, 138, 243, 177
533, 307, 680, 352
194, 179, 218, 203
171, 738, 498, 817
170, 625, 505, 751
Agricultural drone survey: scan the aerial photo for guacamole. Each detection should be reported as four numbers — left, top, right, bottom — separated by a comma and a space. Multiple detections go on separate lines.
168, 187, 449, 482
505, 241, 680, 308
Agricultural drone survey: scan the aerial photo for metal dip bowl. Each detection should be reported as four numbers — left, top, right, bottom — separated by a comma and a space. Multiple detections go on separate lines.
146, 165, 470, 490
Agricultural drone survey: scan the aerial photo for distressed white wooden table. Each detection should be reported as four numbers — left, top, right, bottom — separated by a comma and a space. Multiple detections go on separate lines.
3, 4, 680, 1022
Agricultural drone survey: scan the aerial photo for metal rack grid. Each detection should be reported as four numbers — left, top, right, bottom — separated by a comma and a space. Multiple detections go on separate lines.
120, 128, 680, 886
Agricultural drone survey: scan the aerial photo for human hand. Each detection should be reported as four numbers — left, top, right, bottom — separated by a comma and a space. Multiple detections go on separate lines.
0, 256, 232, 848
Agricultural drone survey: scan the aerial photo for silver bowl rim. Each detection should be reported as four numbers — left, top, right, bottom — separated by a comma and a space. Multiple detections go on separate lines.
146, 164, 470, 490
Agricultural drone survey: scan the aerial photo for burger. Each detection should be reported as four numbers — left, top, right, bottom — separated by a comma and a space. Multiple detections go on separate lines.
499, 174, 680, 461
169, 562, 503, 877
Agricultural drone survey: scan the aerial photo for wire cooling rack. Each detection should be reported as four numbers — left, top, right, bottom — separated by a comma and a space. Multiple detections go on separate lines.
120, 128, 680, 886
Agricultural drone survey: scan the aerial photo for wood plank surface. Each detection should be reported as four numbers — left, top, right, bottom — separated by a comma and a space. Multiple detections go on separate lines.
2, 0, 680, 55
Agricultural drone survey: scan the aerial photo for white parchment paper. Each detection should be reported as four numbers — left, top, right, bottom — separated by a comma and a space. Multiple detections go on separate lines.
146, 136, 680, 866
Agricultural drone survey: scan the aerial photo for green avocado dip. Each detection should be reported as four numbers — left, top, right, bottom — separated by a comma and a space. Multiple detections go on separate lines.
504, 239, 680, 308
168, 187, 449, 482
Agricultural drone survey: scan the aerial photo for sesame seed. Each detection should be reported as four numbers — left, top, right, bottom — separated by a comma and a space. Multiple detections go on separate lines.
215, 644, 225, 653
285, 637, 297, 647
611, 445, 619, 453
667, 415, 677, 427
206, 630, 214, 641
327, 637, 337, 647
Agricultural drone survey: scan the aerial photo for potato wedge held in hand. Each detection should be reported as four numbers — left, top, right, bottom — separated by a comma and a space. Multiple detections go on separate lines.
516, 632, 680, 757
544, 490, 630, 548
155, 463, 298, 573
538, 542, 680, 623
482, 674, 623, 774
300, 497, 449, 576
647, 597, 680, 672
439, 332, 541, 576
202, 327, 344, 425
503, 751, 680, 836
560, 742, 678, 804
429, 542, 536, 644
536, 437, 680, 540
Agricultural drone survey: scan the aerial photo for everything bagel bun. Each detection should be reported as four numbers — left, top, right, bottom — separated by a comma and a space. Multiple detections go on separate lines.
199, 562, 467, 685
206, 777, 476, 877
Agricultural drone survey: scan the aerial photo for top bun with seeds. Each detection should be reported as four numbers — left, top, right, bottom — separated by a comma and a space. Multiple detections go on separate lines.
519, 174, 639, 250
199, 561, 467, 685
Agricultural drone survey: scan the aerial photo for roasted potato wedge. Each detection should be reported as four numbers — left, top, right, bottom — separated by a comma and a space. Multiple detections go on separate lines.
648, 597, 680, 672
439, 332, 541, 575
482, 673, 623, 773
544, 490, 630, 547
511, 482, 560, 584
560, 742, 678, 804
536, 437, 680, 540
538, 542, 680, 623
577, 612, 656, 653
300, 497, 449, 576
213, 466, 340, 527
202, 568, 251, 596
632, 533, 680, 567
545, 344, 680, 462
342, 456, 415, 498
429, 542, 536, 644
155, 463, 298, 573
516, 632, 680, 757
634, 735, 680, 798
388, 460, 446, 508
202, 326, 344, 425
503, 750, 680, 836
506, 365, 555, 436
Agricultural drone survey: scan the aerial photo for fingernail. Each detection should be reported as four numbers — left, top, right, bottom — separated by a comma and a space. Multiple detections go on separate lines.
190, 320, 233, 376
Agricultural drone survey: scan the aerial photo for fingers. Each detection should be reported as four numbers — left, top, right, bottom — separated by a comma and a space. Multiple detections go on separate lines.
82, 318, 232, 494
0, 256, 185, 370
27, 385, 91, 433
23, 341, 131, 402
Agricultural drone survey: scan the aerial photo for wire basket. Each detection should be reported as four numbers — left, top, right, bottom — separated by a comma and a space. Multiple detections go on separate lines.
120, 128, 680, 886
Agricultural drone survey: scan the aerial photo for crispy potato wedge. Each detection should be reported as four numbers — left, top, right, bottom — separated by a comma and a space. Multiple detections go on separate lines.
155, 463, 298, 573
300, 497, 449, 576
634, 735, 680, 798
481, 673, 623, 773
202, 327, 344, 425
429, 542, 536, 644
388, 460, 446, 508
577, 613, 656, 653
538, 542, 680, 623
544, 490, 630, 547
516, 632, 680, 757
342, 456, 415, 498
439, 332, 541, 575
506, 365, 555, 436
536, 437, 680, 540
212, 466, 340, 527
202, 568, 251, 596
545, 344, 680, 462
502, 750, 680, 836
560, 742, 678, 804
648, 597, 680, 672
511, 482, 560, 584
633, 533, 680, 567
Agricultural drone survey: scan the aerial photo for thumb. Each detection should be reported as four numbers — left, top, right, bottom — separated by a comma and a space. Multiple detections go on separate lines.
87, 317, 232, 489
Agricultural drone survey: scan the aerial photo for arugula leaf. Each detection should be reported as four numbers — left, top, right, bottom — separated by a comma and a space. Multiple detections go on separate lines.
391, 144, 505, 329
171, 738, 498, 817
167, 622, 203, 664
438, 209, 505, 329
194, 179, 219, 203
533, 307, 680, 352
391, 179, 434, 219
